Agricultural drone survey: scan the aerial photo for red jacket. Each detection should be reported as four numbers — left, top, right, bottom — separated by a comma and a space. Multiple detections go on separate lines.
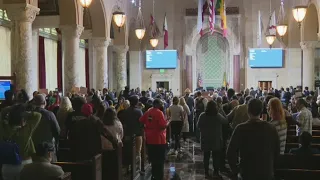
140, 108, 167, 145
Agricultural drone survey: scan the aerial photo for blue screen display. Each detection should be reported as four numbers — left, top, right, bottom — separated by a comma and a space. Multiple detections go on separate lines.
249, 48, 283, 68
146, 50, 177, 69
0, 81, 11, 100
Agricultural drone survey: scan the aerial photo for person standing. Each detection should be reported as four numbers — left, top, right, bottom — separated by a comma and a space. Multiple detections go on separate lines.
295, 98, 313, 136
140, 99, 170, 180
168, 97, 184, 154
184, 89, 194, 132
198, 101, 228, 178
179, 97, 191, 144
194, 91, 208, 142
227, 99, 280, 180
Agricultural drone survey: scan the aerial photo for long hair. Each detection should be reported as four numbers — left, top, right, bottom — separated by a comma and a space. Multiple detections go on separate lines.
205, 100, 218, 116
268, 97, 286, 128
179, 97, 186, 106
59, 97, 73, 112
103, 108, 118, 126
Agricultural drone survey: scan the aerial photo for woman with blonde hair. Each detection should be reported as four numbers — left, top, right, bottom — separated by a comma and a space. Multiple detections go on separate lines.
57, 97, 73, 138
179, 97, 191, 143
268, 97, 287, 154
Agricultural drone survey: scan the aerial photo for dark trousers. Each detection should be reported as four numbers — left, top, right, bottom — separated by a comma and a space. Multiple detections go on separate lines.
147, 144, 167, 180
203, 150, 221, 174
102, 150, 118, 179
188, 113, 194, 133
195, 114, 201, 142
170, 121, 183, 150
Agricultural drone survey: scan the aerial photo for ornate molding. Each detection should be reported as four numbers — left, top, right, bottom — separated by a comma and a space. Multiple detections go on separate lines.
92, 38, 111, 48
60, 25, 84, 38
300, 41, 320, 49
113, 45, 129, 54
6, 4, 40, 22
186, 7, 239, 16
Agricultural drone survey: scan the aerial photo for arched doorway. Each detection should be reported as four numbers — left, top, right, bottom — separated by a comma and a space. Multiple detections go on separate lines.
196, 33, 229, 89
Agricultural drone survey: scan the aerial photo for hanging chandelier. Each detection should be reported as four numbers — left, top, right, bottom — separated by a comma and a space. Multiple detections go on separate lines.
149, 0, 160, 49
113, 1, 126, 30
135, 0, 145, 40
79, 0, 92, 8
265, 0, 276, 48
276, 0, 287, 38
266, 35, 276, 48
292, 5, 307, 28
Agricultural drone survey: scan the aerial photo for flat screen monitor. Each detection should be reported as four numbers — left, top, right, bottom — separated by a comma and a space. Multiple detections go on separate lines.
146, 50, 177, 69
249, 48, 284, 68
0, 80, 11, 100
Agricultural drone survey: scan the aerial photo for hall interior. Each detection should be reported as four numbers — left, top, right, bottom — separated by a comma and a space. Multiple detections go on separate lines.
0, 0, 320, 180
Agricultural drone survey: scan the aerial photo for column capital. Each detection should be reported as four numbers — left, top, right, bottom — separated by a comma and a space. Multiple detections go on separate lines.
113, 45, 129, 54
92, 38, 111, 48
60, 25, 84, 39
6, 4, 39, 22
300, 41, 320, 50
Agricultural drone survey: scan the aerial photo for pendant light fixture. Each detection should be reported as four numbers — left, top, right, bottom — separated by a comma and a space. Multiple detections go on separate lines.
276, 0, 288, 38
113, 0, 126, 31
292, 5, 307, 28
149, 0, 160, 49
135, 0, 145, 40
79, 0, 93, 8
265, 0, 276, 48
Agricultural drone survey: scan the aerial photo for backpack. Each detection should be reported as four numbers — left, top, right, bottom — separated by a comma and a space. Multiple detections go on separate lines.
195, 97, 205, 114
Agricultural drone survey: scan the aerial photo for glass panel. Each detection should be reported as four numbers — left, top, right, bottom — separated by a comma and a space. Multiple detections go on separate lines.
51, 28, 57, 35
4, 11, 9, 21
0, 9, 3, 19
80, 39, 85, 44
44, 28, 51, 33
39, 28, 44, 32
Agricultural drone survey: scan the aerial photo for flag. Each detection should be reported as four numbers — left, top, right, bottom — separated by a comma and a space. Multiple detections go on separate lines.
163, 13, 168, 49
267, 11, 276, 36
209, 0, 216, 34
220, 0, 227, 37
197, 0, 208, 35
197, 73, 203, 88
257, 10, 264, 47
223, 72, 227, 87
149, 14, 161, 38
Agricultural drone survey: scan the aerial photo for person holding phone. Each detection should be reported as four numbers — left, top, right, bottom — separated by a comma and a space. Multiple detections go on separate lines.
140, 98, 170, 180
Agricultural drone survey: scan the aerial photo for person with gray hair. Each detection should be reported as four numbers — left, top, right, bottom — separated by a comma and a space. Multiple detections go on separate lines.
32, 94, 60, 162
227, 96, 253, 129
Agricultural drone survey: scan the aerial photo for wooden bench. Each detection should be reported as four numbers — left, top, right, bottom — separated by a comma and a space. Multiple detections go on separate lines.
287, 130, 320, 136
56, 172, 72, 180
286, 135, 320, 143
287, 125, 320, 131
102, 142, 123, 180
275, 169, 320, 180
285, 143, 320, 153
275, 154, 320, 179
53, 154, 102, 180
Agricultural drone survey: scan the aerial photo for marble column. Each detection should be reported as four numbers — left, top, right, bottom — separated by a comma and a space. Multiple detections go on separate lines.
113, 45, 129, 92
93, 38, 111, 90
129, 51, 142, 89
301, 41, 319, 90
6, 4, 39, 97
60, 25, 84, 94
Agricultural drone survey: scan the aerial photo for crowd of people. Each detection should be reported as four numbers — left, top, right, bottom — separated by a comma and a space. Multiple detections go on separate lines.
0, 85, 319, 180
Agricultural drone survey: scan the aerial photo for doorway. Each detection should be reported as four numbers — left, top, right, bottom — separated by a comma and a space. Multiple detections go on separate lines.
258, 81, 272, 90
156, 81, 169, 90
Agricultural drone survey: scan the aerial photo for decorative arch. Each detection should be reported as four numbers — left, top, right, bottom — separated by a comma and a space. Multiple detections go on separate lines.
58, 0, 82, 25
196, 32, 229, 88
302, 2, 319, 41
88, 0, 107, 38
185, 19, 237, 90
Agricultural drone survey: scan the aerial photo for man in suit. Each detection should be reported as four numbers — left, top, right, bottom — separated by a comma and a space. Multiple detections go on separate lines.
20, 142, 64, 180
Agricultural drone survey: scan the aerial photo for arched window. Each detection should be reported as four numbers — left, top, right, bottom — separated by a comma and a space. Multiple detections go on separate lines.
0, 9, 11, 77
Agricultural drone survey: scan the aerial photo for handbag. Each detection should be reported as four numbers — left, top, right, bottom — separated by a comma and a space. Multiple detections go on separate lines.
0, 128, 22, 165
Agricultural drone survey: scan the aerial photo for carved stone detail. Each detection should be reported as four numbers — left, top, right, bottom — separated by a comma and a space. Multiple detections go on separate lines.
60, 25, 84, 39
6, 4, 40, 22
93, 38, 111, 90
300, 41, 320, 50
113, 45, 129, 92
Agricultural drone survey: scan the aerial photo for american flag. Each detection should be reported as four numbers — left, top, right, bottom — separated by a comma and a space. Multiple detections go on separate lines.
209, 0, 215, 34
197, 73, 203, 88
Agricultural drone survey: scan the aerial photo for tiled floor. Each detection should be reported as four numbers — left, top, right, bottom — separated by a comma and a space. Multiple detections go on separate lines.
140, 140, 231, 180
